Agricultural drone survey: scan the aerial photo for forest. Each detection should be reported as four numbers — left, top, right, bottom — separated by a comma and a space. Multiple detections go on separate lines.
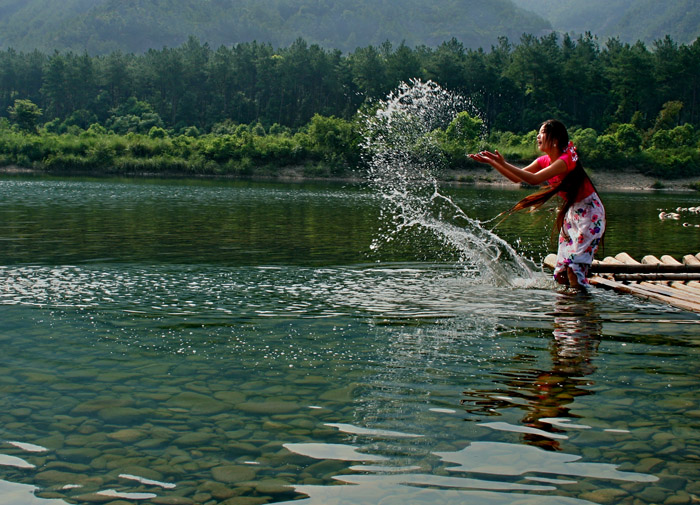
1, 32, 699, 180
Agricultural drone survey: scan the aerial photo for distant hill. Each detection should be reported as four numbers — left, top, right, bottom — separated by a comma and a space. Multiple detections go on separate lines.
512, 0, 700, 45
0, 0, 552, 54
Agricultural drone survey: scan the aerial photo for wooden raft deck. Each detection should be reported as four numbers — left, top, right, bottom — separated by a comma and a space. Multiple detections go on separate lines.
543, 252, 700, 313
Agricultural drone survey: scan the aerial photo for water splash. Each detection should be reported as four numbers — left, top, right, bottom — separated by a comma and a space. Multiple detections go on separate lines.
362, 80, 536, 285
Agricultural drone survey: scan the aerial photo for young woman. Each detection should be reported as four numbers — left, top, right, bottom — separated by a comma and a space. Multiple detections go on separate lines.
469, 119, 605, 289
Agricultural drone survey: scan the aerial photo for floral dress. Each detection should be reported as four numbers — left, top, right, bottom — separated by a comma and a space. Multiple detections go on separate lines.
538, 142, 606, 287
553, 192, 606, 286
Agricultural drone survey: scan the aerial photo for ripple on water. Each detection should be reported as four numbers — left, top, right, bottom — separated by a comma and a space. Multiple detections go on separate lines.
0, 263, 553, 321
0, 259, 697, 504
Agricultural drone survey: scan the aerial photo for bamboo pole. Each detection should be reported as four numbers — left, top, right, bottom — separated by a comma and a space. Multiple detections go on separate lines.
612, 273, 700, 282
543, 252, 700, 312
589, 277, 700, 313
683, 255, 700, 265
546, 253, 700, 274
669, 281, 700, 298
591, 263, 700, 274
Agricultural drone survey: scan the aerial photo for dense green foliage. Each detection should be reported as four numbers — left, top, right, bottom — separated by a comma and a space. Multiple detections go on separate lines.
1, 109, 697, 181
0, 0, 550, 55
2, 34, 699, 133
0, 113, 362, 177
1, 33, 699, 180
513, 0, 700, 45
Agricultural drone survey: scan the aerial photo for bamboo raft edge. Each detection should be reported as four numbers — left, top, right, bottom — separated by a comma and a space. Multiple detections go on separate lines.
542, 252, 700, 313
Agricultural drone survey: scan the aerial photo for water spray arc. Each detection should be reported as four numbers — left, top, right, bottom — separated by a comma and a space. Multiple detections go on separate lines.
362, 80, 536, 285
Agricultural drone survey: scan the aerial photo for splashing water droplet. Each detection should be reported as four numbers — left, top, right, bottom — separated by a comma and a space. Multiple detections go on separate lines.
362, 80, 536, 285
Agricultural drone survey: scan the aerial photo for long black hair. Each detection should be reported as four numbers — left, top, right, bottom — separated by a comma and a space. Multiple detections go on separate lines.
509, 119, 600, 233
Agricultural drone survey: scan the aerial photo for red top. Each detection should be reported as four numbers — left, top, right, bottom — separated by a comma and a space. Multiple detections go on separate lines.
537, 152, 595, 201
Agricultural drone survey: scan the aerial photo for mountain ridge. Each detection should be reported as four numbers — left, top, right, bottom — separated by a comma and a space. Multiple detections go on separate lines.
511, 0, 699, 45
0, 0, 696, 56
1, 0, 552, 54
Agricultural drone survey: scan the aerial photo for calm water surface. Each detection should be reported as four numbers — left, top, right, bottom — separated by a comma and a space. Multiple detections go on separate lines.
0, 175, 698, 505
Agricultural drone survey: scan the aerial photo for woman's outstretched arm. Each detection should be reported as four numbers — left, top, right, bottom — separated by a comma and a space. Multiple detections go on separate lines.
468, 150, 568, 186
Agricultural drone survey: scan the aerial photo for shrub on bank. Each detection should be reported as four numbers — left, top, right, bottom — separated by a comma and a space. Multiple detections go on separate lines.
0, 116, 698, 179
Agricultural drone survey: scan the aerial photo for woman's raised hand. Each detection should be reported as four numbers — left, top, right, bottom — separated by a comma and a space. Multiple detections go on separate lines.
468, 150, 503, 167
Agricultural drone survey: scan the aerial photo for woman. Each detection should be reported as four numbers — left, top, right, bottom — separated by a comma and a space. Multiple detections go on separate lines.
469, 119, 605, 289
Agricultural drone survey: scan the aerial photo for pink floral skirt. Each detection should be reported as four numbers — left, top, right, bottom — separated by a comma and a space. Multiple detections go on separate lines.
553, 193, 606, 287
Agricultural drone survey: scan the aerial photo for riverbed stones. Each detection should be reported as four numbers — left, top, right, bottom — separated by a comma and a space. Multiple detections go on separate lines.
319, 384, 356, 402
166, 392, 229, 414
10, 407, 32, 417
226, 441, 260, 454
97, 406, 143, 424
107, 428, 147, 443
173, 431, 215, 446
71, 398, 131, 415
44, 460, 91, 472
151, 497, 195, 505
211, 465, 257, 483
214, 391, 247, 403
56, 447, 101, 463
237, 401, 299, 415
664, 490, 692, 505
199, 480, 238, 499
220, 497, 269, 505
68, 495, 110, 504
639, 485, 670, 503
636, 457, 665, 474
253, 478, 294, 495
34, 469, 102, 487
35, 434, 65, 449
579, 488, 628, 504
686, 480, 700, 494
118, 465, 165, 482
1, 262, 699, 505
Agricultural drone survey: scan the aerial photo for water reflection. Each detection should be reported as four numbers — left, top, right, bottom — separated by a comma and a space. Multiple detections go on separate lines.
520, 293, 602, 450
278, 292, 661, 505
0, 177, 697, 504
462, 293, 602, 450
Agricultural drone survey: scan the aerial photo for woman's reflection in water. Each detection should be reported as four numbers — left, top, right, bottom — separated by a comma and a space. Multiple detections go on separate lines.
461, 292, 602, 451
521, 292, 602, 450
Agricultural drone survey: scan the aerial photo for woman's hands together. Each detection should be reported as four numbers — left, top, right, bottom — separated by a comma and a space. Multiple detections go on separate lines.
468, 150, 504, 167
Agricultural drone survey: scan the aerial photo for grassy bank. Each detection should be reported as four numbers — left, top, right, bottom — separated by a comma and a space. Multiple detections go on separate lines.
1, 115, 699, 184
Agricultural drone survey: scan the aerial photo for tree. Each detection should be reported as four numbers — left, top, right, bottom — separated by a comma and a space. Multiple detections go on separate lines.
614, 123, 643, 154
41, 52, 70, 119
603, 39, 656, 124
426, 38, 467, 91
445, 111, 483, 144
385, 42, 423, 87
654, 101, 683, 131
7, 98, 42, 132
505, 33, 565, 128
348, 45, 389, 99
441, 111, 484, 166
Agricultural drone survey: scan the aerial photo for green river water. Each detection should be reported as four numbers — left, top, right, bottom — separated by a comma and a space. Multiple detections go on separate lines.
0, 174, 698, 505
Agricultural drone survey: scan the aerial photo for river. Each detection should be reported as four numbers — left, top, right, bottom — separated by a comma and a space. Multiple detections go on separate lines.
0, 174, 698, 505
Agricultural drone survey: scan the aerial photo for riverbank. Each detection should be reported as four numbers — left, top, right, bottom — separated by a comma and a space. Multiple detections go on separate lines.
2, 164, 700, 192
445, 168, 700, 192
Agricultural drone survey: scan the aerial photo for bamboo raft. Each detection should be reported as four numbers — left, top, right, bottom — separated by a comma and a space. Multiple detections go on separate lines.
543, 252, 700, 313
